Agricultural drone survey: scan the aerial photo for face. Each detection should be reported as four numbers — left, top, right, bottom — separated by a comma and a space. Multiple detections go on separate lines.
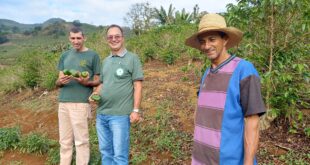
106, 27, 124, 52
198, 31, 228, 61
69, 32, 85, 51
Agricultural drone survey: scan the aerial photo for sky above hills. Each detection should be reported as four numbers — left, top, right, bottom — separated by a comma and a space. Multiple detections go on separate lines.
0, 0, 237, 26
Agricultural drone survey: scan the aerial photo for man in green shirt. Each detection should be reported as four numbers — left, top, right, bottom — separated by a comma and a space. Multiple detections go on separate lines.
91, 24, 143, 165
55, 27, 100, 165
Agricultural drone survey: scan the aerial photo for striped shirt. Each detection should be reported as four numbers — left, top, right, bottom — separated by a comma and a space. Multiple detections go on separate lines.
192, 56, 266, 165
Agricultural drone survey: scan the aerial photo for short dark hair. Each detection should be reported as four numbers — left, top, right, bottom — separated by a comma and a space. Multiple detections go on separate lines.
106, 24, 123, 35
70, 26, 84, 36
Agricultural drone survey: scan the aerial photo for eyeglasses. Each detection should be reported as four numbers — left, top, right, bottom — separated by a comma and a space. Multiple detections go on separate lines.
70, 37, 83, 40
106, 35, 123, 41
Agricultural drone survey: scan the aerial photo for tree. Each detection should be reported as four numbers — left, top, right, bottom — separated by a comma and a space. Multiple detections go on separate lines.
225, 0, 310, 130
124, 2, 156, 35
12, 26, 20, 33
154, 4, 175, 25
154, 4, 202, 25
72, 20, 82, 27
0, 35, 9, 44
33, 26, 42, 35
175, 8, 193, 24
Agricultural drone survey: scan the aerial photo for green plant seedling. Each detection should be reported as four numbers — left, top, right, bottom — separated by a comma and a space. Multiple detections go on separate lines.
80, 71, 89, 78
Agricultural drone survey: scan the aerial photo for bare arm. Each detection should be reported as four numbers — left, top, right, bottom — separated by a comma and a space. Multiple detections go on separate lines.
93, 83, 102, 94
130, 80, 142, 123
133, 80, 142, 109
77, 74, 100, 87
244, 114, 260, 165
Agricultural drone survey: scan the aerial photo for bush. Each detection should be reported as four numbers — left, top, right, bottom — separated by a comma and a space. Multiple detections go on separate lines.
0, 66, 26, 93
126, 24, 198, 65
0, 127, 21, 150
46, 148, 60, 165
0, 35, 9, 44
39, 52, 59, 90
17, 50, 42, 88
15, 49, 60, 90
18, 132, 50, 154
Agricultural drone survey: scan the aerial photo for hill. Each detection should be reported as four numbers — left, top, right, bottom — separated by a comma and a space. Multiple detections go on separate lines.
0, 18, 103, 65
0, 18, 99, 35
0, 19, 39, 32
42, 18, 66, 28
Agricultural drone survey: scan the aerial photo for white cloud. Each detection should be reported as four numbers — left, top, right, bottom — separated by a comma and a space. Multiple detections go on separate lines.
0, 0, 237, 26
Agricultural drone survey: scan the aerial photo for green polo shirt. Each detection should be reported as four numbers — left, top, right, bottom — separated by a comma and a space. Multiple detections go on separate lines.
57, 49, 101, 103
97, 50, 144, 115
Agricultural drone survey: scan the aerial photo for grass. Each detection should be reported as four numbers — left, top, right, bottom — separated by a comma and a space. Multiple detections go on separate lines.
258, 147, 310, 165
130, 100, 193, 164
0, 35, 66, 65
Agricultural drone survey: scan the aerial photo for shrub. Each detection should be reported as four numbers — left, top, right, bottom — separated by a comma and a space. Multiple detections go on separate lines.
46, 148, 60, 165
0, 35, 9, 44
17, 50, 42, 88
39, 52, 59, 90
18, 132, 50, 154
0, 127, 21, 150
0, 66, 25, 93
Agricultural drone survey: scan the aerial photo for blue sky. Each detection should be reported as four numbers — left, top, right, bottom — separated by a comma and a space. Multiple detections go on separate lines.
0, 0, 237, 26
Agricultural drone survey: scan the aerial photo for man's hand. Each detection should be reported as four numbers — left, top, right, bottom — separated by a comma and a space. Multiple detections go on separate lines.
88, 92, 99, 103
56, 75, 71, 87
130, 112, 141, 123
75, 74, 90, 86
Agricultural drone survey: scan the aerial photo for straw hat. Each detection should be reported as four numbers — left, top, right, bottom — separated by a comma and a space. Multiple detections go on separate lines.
185, 13, 243, 50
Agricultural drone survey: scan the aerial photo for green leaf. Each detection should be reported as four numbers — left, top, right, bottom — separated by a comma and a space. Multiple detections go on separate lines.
302, 24, 306, 31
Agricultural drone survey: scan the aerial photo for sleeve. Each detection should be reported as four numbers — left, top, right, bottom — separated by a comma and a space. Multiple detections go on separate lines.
239, 63, 266, 117
57, 53, 65, 71
99, 59, 105, 83
132, 55, 144, 81
93, 53, 101, 75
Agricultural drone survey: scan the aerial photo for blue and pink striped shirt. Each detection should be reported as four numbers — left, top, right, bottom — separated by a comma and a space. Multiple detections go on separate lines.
192, 55, 266, 165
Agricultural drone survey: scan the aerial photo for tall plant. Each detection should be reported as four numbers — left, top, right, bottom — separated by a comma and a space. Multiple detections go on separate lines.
226, 0, 310, 129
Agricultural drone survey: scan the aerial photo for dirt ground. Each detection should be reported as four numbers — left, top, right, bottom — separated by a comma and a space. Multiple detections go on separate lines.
0, 60, 309, 164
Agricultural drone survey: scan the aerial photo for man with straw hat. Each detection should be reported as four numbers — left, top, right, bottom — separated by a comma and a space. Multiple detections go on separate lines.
185, 13, 266, 165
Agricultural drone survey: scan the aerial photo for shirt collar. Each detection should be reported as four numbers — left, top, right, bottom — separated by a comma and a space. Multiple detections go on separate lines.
210, 55, 235, 73
110, 49, 127, 58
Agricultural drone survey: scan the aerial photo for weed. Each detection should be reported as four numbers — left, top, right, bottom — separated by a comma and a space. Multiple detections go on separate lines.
18, 132, 50, 154
0, 127, 21, 150
281, 150, 310, 165
129, 100, 192, 164
304, 127, 310, 137
181, 76, 189, 82
46, 148, 60, 165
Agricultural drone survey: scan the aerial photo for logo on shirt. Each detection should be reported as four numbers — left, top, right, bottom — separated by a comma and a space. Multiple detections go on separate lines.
79, 60, 87, 67
116, 68, 124, 76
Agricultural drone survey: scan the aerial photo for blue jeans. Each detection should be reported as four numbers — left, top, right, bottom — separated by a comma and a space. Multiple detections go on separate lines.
96, 114, 130, 165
